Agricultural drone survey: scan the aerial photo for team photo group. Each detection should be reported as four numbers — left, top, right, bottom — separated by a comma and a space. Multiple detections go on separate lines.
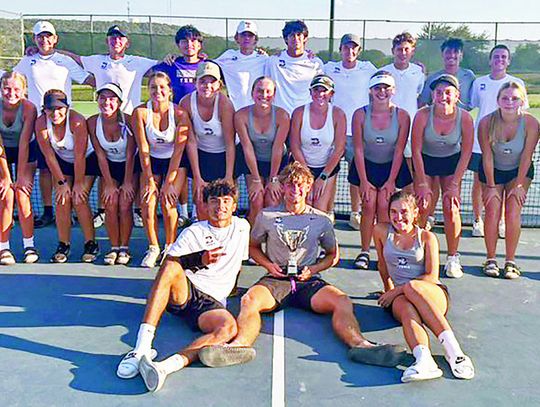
2, 15, 537, 391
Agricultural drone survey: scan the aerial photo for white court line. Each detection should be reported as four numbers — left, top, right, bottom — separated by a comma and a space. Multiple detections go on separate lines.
272, 310, 285, 407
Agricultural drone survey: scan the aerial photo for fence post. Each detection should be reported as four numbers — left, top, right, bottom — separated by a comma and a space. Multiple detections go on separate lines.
494, 22, 498, 45
362, 20, 366, 50
149, 16, 154, 58
427, 22, 432, 39
329, 0, 335, 57
90, 15, 94, 54
20, 14, 25, 57
225, 18, 229, 50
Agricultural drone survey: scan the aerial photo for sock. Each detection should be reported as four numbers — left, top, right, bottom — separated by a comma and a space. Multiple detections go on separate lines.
23, 237, 34, 249
111, 246, 120, 251
438, 330, 464, 360
133, 323, 156, 355
0, 241, 9, 251
191, 204, 198, 219
412, 344, 435, 365
44, 206, 53, 217
159, 354, 185, 374
180, 204, 188, 218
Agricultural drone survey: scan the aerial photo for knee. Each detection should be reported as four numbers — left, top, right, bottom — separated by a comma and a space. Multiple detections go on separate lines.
250, 195, 263, 212
505, 199, 521, 219
214, 319, 238, 341
362, 197, 377, 214
332, 294, 354, 314
119, 198, 132, 213
240, 292, 263, 313
403, 280, 425, 299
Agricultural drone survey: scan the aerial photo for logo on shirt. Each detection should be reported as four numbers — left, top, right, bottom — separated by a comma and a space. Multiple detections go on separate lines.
503, 148, 512, 155
279, 60, 286, 67
100, 62, 109, 69
334, 66, 341, 73
30, 59, 37, 66
232, 56, 238, 61
397, 256, 409, 268
376, 136, 384, 144
274, 217, 283, 225
156, 137, 167, 144
480, 84, 486, 91
108, 147, 120, 155
310, 137, 321, 146
204, 128, 215, 136
205, 235, 215, 246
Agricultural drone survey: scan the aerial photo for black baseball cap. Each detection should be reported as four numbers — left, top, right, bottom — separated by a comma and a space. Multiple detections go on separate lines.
430, 73, 460, 90
107, 25, 128, 37
43, 92, 69, 110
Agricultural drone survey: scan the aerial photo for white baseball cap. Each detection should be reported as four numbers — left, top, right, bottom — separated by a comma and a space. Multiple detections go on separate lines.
236, 20, 258, 35
33, 21, 56, 36
369, 72, 396, 89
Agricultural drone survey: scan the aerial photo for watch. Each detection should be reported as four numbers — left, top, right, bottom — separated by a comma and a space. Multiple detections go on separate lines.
319, 172, 329, 181
270, 176, 279, 184
57, 179, 67, 186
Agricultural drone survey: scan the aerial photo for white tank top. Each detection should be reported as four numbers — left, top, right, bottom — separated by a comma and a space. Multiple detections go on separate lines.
145, 101, 176, 159
95, 114, 130, 162
300, 103, 335, 168
46, 111, 94, 163
190, 92, 226, 153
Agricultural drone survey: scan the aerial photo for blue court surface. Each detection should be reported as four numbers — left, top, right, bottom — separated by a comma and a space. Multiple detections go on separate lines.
0, 221, 539, 406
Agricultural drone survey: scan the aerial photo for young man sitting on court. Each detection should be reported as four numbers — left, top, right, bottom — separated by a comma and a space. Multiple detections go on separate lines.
197, 162, 407, 368
116, 179, 251, 392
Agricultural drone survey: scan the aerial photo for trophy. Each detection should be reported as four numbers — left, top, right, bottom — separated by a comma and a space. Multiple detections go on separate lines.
276, 224, 309, 276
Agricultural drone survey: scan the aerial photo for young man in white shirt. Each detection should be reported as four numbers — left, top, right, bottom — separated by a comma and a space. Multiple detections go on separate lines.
469, 44, 528, 237
381, 32, 425, 162
116, 180, 251, 393
324, 34, 377, 230
14, 21, 95, 228
215, 20, 268, 111
265, 20, 324, 115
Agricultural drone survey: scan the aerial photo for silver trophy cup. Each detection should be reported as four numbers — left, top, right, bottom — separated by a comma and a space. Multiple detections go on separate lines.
276, 225, 309, 276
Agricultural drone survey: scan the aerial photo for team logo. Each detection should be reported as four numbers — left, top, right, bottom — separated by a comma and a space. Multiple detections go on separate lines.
480, 84, 486, 91
100, 62, 108, 69
108, 147, 120, 155
279, 60, 286, 67
334, 66, 341, 73
232, 56, 238, 61
156, 137, 166, 144
503, 148, 512, 155
30, 59, 37, 66
310, 137, 321, 146
204, 128, 214, 136
204, 235, 215, 246
376, 136, 384, 144
397, 257, 409, 267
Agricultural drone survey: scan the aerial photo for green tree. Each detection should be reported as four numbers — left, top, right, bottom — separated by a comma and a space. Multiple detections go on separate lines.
512, 43, 540, 72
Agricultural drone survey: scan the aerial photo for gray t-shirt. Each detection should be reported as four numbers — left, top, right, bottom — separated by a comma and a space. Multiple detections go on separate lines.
251, 204, 337, 270
419, 67, 476, 110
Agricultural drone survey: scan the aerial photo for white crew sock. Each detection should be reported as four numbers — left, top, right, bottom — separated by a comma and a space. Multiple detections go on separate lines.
0, 241, 9, 251
158, 354, 185, 374
412, 344, 435, 365
438, 330, 464, 361
23, 237, 35, 249
180, 204, 188, 218
191, 204, 198, 220
133, 323, 156, 355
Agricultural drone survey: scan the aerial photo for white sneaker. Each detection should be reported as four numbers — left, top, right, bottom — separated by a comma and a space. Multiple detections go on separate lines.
141, 246, 160, 268
348, 212, 361, 230
498, 219, 505, 239
472, 218, 484, 237
425, 215, 436, 231
159, 244, 172, 266
139, 355, 168, 392
445, 253, 463, 278
117, 348, 158, 379
93, 212, 105, 229
133, 211, 144, 228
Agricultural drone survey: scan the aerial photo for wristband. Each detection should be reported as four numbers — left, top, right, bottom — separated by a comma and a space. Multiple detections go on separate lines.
319, 172, 329, 182
270, 176, 279, 184
57, 179, 67, 186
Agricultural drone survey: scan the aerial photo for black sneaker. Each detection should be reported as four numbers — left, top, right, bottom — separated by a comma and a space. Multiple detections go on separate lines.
51, 242, 70, 263
82, 240, 99, 263
34, 212, 55, 229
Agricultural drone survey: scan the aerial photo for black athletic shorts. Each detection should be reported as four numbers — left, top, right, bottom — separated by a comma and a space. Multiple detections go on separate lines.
467, 152, 482, 173
478, 164, 534, 185
348, 158, 412, 188
134, 154, 189, 176
187, 146, 242, 181
308, 163, 340, 179
238, 151, 289, 179
4, 139, 38, 165
422, 152, 461, 177
166, 278, 225, 331
255, 275, 329, 311
55, 152, 100, 177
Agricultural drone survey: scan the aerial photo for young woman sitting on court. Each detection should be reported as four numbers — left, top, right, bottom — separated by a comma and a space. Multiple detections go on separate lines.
87, 83, 136, 265
373, 190, 475, 383
0, 71, 39, 264
235, 76, 290, 224
133, 72, 190, 268
35, 89, 99, 263
348, 71, 412, 270
411, 74, 474, 279
478, 81, 539, 279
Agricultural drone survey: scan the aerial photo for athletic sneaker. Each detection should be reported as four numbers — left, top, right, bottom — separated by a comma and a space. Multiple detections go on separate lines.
178, 215, 190, 228
0, 249, 16, 266
445, 254, 463, 279
93, 211, 105, 229
103, 249, 119, 266
141, 246, 160, 268
116, 249, 131, 265
198, 345, 256, 368
34, 212, 55, 229
81, 240, 100, 263
117, 348, 158, 379
23, 247, 40, 264
133, 210, 144, 228
445, 354, 475, 380
348, 212, 361, 230
348, 343, 408, 367
51, 242, 70, 263
472, 218, 484, 237
498, 219, 506, 239
425, 215, 436, 231
139, 354, 168, 392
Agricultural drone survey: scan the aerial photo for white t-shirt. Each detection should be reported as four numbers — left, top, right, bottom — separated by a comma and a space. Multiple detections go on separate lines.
470, 74, 529, 153
215, 49, 268, 111
381, 62, 425, 120
265, 51, 324, 114
324, 60, 377, 135
14, 52, 90, 109
81, 54, 157, 114
168, 216, 250, 305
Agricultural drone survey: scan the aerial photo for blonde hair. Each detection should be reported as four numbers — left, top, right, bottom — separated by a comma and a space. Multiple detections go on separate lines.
278, 161, 314, 186
488, 81, 527, 146
1, 71, 28, 96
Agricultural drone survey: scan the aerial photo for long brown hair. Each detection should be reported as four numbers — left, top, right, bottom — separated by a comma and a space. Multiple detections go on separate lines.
487, 81, 527, 146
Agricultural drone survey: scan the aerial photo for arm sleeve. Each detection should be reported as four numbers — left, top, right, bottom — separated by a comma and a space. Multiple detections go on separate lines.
470, 80, 479, 109
319, 218, 337, 251
168, 228, 201, 257
135, 56, 159, 73
80, 55, 96, 72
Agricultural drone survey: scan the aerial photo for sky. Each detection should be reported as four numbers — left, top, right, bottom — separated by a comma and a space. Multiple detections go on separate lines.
2, 0, 540, 40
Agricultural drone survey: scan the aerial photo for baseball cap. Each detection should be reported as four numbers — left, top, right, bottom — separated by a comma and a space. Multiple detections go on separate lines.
236, 20, 258, 35
43, 92, 69, 110
429, 73, 460, 90
33, 21, 56, 36
310, 74, 335, 91
106, 25, 128, 37
97, 83, 124, 102
196, 61, 221, 81
340, 33, 361, 47
369, 72, 396, 88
